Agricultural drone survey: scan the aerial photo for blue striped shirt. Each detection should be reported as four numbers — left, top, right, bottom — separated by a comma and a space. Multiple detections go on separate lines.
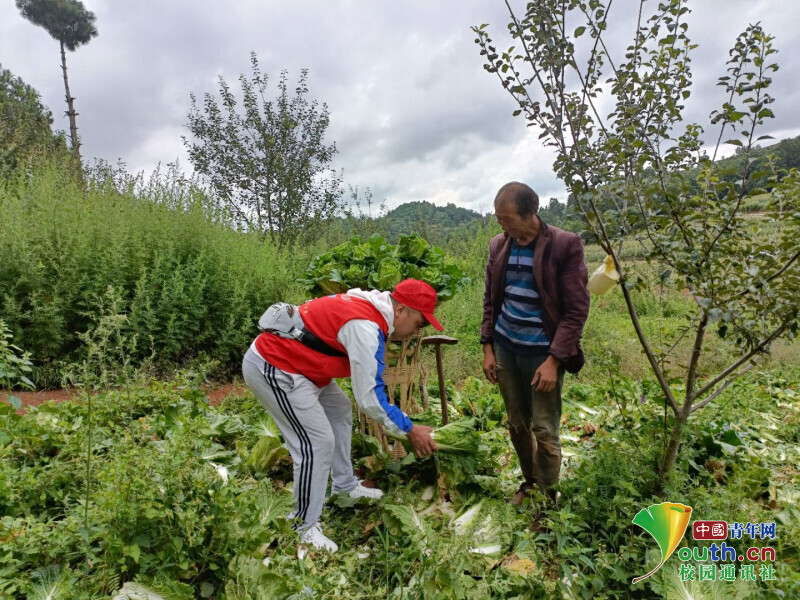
494, 240, 550, 355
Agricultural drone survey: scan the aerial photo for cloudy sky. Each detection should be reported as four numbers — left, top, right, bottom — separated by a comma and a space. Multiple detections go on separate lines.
2, 1, 799, 213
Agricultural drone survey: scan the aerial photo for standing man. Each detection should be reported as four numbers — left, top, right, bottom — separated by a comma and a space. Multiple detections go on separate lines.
481, 182, 589, 505
242, 279, 441, 552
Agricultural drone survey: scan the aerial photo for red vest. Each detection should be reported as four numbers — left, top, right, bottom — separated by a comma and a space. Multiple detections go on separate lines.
254, 294, 389, 388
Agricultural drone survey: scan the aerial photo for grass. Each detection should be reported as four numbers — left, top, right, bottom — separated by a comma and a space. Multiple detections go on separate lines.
742, 192, 773, 213
3, 157, 796, 393
428, 235, 800, 393
2, 163, 799, 598
2, 366, 797, 598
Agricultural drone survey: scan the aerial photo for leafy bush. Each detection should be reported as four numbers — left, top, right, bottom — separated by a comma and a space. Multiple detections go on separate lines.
0, 161, 302, 386
0, 318, 33, 393
0, 64, 70, 178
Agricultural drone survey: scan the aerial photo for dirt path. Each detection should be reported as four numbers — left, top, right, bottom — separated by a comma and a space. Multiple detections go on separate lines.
2, 382, 249, 411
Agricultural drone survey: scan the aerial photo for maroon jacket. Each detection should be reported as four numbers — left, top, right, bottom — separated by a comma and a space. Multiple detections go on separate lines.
481, 218, 590, 373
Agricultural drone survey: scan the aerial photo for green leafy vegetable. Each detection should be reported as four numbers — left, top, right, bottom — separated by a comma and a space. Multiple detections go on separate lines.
451, 499, 511, 558
369, 257, 404, 290
383, 504, 426, 538
299, 234, 470, 301
430, 418, 480, 455
397, 234, 430, 261
395, 418, 480, 458
247, 435, 290, 474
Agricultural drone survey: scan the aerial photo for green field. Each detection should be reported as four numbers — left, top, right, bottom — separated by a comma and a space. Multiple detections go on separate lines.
2, 164, 799, 598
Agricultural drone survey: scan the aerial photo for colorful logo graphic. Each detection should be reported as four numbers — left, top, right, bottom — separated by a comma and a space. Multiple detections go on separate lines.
693, 520, 728, 540
631, 502, 693, 583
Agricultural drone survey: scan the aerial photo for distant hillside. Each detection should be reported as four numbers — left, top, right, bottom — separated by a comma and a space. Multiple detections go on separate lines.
328, 199, 488, 246
382, 201, 483, 240
722, 134, 800, 172
336, 135, 800, 246
382, 198, 573, 242
683, 134, 800, 201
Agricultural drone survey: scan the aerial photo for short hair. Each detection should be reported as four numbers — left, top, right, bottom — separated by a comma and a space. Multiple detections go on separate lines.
494, 182, 539, 217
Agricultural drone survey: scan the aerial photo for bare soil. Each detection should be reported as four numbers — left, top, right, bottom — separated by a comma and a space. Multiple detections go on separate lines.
2, 382, 249, 413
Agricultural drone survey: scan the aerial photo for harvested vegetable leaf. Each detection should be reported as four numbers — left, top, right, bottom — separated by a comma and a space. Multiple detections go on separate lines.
430, 418, 480, 455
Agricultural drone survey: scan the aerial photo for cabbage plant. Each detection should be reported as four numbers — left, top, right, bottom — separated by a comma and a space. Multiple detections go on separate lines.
299, 234, 470, 300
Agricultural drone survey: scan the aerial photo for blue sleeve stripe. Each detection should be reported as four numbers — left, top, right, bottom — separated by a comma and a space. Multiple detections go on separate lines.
373, 333, 413, 433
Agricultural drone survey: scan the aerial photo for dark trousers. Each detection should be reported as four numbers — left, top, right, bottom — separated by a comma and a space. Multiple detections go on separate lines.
494, 344, 564, 490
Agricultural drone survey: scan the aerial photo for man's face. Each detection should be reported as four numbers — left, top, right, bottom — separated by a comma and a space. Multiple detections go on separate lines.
391, 305, 428, 340
494, 197, 534, 241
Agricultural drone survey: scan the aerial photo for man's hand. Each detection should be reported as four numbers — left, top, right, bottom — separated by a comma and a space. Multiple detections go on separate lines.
532, 355, 560, 392
482, 344, 498, 384
406, 424, 438, 459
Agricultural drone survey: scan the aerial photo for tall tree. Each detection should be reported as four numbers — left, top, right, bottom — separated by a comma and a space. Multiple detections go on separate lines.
475, 0, 800, 480
184, 53, 344, 249
16, 0, 97, 160
0, 64, 68, 176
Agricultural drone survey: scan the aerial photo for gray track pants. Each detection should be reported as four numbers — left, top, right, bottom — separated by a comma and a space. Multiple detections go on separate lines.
242, 347, 359, 529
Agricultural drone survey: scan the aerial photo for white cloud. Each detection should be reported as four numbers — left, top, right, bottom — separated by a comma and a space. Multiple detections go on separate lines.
2, 0, 799, 213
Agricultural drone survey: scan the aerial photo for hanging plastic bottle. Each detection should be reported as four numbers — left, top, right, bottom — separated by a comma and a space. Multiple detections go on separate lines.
587, 254, 620, 295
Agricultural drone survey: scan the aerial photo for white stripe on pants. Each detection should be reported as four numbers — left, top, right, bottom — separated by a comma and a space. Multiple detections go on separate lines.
242, 347, 359, 529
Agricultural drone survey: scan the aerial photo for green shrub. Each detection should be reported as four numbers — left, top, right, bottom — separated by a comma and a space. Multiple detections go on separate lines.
0, 162, 303, 386
0, 318, 33, 394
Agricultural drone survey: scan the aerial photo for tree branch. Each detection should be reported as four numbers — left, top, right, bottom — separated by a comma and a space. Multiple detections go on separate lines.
692, 322, 789, 400
685, 310, 709, 399
573, 1, 614, 142
690, 362, 755, 414
618, 279, 681, 414
733, 248, 800, 301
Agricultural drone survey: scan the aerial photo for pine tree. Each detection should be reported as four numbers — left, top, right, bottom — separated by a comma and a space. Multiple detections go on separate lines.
16, 0, 98, 160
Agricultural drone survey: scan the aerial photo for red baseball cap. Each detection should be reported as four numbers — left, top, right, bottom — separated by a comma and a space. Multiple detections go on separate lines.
392, 279, 443, 331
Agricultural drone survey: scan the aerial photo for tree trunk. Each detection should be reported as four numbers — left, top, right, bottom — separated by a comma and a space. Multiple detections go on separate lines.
662, 410, 688, 477
60, 41, 81, 160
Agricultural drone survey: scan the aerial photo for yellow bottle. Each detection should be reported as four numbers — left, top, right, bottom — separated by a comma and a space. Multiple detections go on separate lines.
587, 255, 620, 295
